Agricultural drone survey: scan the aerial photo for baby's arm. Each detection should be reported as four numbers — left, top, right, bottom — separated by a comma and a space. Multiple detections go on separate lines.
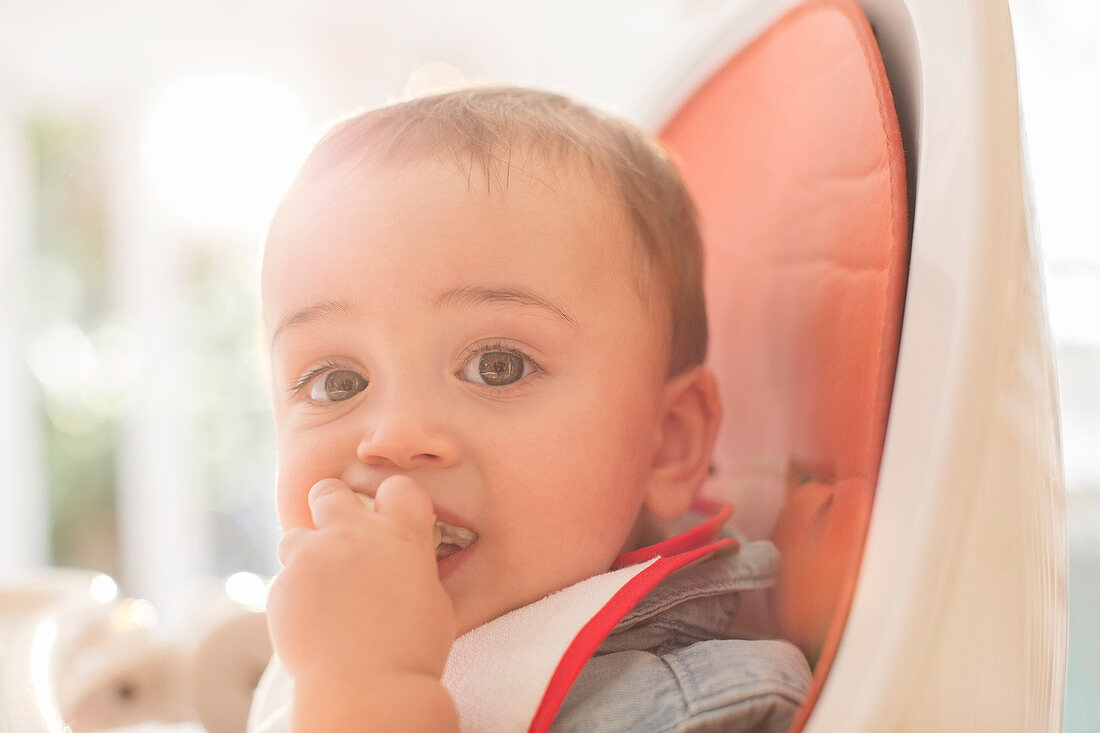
267, 477, 459, 732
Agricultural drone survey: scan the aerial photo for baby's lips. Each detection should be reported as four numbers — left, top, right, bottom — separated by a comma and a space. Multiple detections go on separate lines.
357, 493, 443, 548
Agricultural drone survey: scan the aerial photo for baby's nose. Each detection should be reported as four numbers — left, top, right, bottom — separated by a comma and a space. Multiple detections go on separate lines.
355, 405, 460, 470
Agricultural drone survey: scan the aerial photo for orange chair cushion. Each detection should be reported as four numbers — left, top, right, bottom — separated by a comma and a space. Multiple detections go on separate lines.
660, 0, 908, 726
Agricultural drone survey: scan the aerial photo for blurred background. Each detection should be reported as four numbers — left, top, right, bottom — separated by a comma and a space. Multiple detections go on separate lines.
0, 0, 1096, 729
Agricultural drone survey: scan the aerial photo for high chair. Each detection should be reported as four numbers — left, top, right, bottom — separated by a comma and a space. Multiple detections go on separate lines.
0, 0, 1066, 730
642, 0, 1065, 728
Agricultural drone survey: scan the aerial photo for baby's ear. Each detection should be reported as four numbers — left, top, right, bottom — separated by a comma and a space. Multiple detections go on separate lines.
644, 365, 722, 520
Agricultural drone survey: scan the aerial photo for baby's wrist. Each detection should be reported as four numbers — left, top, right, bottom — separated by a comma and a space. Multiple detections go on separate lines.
294, 668, 458, 732
292, 654, 430, 689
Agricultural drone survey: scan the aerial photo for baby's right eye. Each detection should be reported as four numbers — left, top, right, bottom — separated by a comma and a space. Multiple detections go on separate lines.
308, 369, 368, 402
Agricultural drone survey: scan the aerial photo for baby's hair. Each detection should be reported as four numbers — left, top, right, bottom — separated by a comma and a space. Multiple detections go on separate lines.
293, 85, 707, 377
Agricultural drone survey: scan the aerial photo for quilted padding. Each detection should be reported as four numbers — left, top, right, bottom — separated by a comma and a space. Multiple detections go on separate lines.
659, 0, 908, 725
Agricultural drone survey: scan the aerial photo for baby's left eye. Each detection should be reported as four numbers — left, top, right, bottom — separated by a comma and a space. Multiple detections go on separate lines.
459, 350, 537, 387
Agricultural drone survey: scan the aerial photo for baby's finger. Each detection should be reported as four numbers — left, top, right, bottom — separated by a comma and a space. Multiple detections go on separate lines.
308, 478, 367, 528
276, 527, 311, 566
373, 475, 436, 546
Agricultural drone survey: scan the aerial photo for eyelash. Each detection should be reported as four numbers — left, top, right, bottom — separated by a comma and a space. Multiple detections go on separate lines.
288, 358, 349, 397
286, 343, 543, 400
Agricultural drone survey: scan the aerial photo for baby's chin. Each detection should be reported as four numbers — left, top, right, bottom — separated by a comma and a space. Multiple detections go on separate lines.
448, 569, 604, 637
445, 544, 629, 636
447, 585, 533, 637
454, 610, 490, 637
451, 589, 518, 636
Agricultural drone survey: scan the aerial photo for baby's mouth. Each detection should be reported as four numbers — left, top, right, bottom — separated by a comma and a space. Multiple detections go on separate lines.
435, 522, 478, 560
356, 494, 478, 560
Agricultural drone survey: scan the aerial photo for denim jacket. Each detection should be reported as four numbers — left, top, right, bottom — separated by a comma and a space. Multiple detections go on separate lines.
551, 539, 812, 732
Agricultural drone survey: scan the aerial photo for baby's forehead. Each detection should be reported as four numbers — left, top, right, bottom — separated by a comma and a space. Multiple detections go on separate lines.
272, 147, 633, 254
263, 152, 645, 294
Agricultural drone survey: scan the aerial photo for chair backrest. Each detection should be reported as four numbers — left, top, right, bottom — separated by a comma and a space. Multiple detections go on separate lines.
659, 0, 908, 723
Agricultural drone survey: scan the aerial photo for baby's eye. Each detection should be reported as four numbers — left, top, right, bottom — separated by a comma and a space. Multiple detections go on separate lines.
459, 349, 536, 387
308, 369, 368, 402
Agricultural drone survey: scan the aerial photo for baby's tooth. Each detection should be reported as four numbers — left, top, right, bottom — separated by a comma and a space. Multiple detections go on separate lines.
451, 525, 477, 544
438, 522, 478, 549
358, 492, 444, 549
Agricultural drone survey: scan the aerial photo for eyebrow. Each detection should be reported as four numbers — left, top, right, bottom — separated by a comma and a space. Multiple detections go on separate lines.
434, 285, 580, 331
271, 300, 360, 349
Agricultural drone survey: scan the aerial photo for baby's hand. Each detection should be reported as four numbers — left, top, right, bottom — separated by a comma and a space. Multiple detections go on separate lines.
266, 476, 456, 686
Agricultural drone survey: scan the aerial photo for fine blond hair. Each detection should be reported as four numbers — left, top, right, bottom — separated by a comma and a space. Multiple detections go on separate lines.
294, 86, 707, 377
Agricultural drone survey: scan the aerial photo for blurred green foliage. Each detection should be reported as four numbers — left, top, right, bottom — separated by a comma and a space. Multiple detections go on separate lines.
28, 112, 120, 575
25, 110, 278, 581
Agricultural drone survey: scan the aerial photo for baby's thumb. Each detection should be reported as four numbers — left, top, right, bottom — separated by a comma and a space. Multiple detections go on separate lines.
373, 475, 437, 547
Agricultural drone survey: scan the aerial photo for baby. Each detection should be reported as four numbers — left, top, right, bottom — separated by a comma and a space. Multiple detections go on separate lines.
255, 86, 810, 732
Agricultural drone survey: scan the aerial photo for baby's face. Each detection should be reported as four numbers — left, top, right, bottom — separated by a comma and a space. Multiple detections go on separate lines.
262, 157, 669, 634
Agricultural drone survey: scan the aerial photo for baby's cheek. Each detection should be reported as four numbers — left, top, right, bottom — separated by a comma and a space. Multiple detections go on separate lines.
275, 460, 317, 530
275, 483, 309, 531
